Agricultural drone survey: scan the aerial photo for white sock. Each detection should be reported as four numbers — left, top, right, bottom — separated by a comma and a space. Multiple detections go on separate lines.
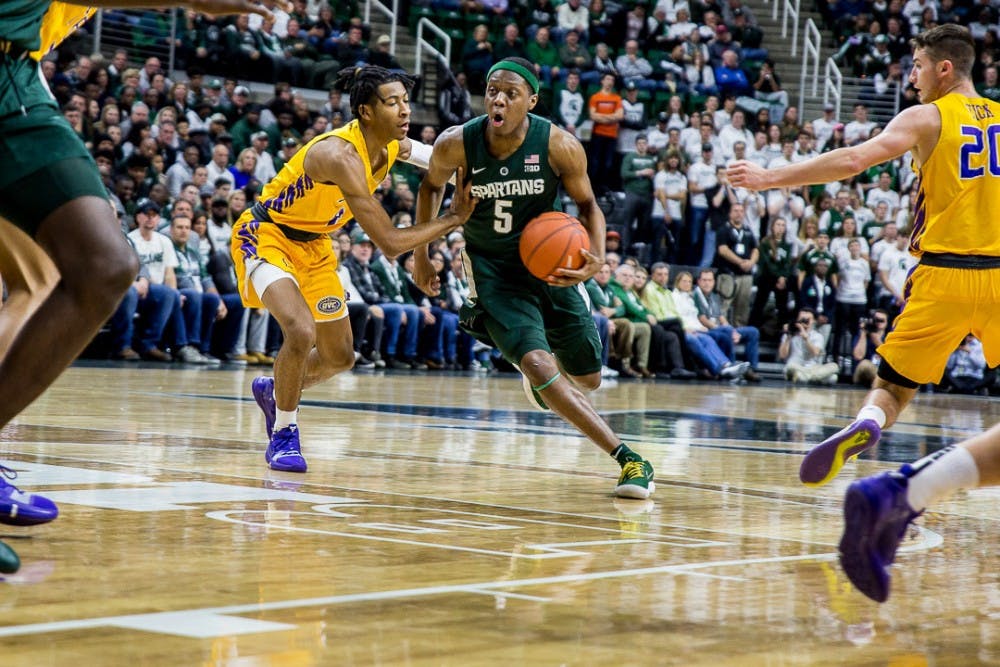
274, 409, 298, 431
855, 405, 887, 428
905, 445, 980, 511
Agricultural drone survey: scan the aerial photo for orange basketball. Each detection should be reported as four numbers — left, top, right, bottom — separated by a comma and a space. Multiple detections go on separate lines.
519, 211, 591, 281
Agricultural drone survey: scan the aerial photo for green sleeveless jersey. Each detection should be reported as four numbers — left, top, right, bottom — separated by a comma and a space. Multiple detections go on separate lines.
461, 113, 560, 270
0, 1, 54, 52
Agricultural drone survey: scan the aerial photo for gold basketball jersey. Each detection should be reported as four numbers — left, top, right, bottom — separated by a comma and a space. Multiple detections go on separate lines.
30, 3, 95, 60
911, 92, 1000, 256
255, 119, 399, 234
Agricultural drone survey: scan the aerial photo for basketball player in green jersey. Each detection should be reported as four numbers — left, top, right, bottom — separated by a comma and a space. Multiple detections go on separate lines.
414, 57, 655, 499
0, 0, 282, 574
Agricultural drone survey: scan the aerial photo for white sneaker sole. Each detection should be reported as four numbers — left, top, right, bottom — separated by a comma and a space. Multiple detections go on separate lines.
614, 481, 656, 500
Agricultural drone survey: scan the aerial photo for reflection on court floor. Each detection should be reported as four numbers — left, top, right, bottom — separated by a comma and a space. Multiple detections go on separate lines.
0, 364, 997, 664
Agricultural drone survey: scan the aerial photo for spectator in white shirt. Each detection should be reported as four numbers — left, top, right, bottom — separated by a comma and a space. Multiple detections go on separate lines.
832, 237, 871, 364
812, 102, 838, 151
678, 110, 703, 150
865, 171, 901, 216
557, 0, 590, 40
779, 307, 839, 384
683, 118, 721, 164
844, 103, 876, 146
718, 109, 754, 160
206, 143, 235, 187
249, 0, 290, 37
646, 111, 672, 153
165, 142, 201, 198
876, 233, 916, 320
653, 152, 687, 263
668, 6, 699, 40
250, 131, 277, 184
686, 144, 719, 264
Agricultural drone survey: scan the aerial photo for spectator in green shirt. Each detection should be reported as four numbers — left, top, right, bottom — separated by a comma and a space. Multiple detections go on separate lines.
750, 217, 795, 334
619, 134, 657, 262
587, 263, 637, 377
525, 26, 562, 85
608, 264, 656, 377
797, 231, 840, 289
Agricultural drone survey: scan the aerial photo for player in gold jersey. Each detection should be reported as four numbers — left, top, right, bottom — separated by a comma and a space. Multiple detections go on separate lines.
232, 66, 475, 473
729, 24, 1000, 602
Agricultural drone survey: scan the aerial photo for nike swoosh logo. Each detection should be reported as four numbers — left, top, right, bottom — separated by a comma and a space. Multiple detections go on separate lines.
472, 167, 487, 174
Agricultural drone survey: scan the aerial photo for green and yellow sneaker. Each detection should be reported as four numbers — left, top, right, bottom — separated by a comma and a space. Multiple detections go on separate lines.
615, 459, 655, 499
0, 539, 20, 574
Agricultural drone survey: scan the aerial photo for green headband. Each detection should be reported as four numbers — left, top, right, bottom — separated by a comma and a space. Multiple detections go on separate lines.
487, 61, 539, 94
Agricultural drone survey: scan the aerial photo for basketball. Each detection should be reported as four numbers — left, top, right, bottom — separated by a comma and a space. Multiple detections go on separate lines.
519, 211, 590, 281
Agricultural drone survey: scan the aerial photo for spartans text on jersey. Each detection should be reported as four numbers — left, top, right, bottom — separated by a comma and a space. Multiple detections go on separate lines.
470, 178, 546, 199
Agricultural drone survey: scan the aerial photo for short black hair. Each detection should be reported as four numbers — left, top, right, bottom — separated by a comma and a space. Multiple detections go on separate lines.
333, 65, 415, 118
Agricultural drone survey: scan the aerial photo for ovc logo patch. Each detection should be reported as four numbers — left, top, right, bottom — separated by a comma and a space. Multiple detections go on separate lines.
316, 296, 343, 314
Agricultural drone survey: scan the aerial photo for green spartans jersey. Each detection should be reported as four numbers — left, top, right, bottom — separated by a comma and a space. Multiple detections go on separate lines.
0, 1, 105, 229
0, 1, 63, 118
461, 113, 560, 272
0, 1, 55, 52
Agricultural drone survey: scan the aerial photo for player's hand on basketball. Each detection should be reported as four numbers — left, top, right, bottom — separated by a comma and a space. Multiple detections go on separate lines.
548, 248, 602, 286
188, 0, 292, 19
727, 160, 767, 191
448, 166, 479, 225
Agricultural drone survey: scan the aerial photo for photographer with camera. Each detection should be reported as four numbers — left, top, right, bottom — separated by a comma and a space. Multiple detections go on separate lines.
852, 309, 889, 386
798, 256, 836, 349
779, 307, 839, 384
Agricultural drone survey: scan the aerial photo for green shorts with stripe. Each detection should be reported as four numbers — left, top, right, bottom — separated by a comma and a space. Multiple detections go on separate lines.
0, 59, 106, 236
459, 251, 602, 376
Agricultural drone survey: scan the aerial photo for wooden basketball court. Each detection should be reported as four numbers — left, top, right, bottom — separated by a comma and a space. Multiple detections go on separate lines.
1, 363, 998, 665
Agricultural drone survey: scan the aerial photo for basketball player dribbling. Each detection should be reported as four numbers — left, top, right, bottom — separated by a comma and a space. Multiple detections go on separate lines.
413, 57, 655, 499
728, 24, 1000, 602
0, 0, 284, 573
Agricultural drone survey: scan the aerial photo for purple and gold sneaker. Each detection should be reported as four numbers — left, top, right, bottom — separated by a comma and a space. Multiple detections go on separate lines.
800, 419, 881, 487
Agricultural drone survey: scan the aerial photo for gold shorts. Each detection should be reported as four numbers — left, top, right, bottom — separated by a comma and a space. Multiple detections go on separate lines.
231, 216, 347, 322
878, 264, 1000, 384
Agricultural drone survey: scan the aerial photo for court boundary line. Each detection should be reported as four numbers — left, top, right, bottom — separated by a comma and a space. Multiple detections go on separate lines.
0, 547, 876, 638
0, 527, 941, 639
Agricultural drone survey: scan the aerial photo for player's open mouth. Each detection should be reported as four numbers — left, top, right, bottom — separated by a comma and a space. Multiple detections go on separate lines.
491, 113, 504, 127
399, 122, 409, 133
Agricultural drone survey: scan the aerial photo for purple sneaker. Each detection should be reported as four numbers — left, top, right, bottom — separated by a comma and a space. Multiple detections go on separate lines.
838, 469, 921, 603
800, 419, 881, 487
251, 376, 276, 439
0, 466, 59, 526
265, 425, 307, 473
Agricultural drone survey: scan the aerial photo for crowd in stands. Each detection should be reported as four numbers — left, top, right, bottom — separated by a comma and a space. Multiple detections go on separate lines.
5, 0, 998, 393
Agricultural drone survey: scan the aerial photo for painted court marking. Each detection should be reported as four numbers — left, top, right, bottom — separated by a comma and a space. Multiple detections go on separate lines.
0, 547, 903, 639
205, 509, 724, 560
0, 441, 950, 639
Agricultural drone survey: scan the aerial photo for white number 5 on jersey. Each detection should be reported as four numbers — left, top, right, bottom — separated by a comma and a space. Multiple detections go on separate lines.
494, 199, 513, 233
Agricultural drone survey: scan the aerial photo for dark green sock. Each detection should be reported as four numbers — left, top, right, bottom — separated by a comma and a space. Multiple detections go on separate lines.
611, 443, 641, 466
